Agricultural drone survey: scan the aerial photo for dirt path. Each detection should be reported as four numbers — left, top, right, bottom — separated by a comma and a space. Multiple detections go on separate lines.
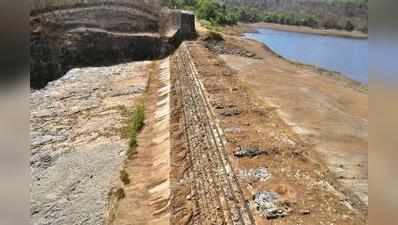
108, 59, 171, 225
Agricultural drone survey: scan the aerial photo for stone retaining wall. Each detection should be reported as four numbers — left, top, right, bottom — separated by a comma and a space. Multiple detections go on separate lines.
31, 0, 160, 16
30, 2, 196, 89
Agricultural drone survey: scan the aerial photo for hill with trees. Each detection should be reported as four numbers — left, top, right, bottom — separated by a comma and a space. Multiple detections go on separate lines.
161, 0, 367, 32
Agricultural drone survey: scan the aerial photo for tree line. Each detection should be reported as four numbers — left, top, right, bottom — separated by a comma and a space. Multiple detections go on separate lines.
161, 0, 367, 33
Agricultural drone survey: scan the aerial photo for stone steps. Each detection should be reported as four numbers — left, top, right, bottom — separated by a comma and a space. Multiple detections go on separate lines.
171, 43, 255, 225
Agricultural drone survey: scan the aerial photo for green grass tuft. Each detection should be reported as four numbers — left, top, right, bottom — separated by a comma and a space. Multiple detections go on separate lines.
115, 187, 125, 200
126, 102, 145, 158
120, 169, 130, 185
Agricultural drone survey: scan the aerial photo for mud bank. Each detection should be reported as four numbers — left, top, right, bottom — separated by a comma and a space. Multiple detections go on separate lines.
246, 22, 368, 39
208, 28, 368, 214
188, 33, 366, 223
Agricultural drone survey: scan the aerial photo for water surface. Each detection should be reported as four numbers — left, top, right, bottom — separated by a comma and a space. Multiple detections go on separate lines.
245, 28, 368, 83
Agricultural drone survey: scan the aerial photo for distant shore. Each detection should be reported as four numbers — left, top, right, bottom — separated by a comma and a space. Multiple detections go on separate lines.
216, 22, 368, 91
244, 22, 368, 39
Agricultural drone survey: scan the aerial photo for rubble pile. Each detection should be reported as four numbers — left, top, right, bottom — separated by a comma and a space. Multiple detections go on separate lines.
253, 192, 288, 219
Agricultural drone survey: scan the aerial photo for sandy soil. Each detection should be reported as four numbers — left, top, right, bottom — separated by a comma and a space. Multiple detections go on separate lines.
245, 22, 368, 39
107, 59, 172, 225
217, 35, 368, 208
184, 20, 367, 223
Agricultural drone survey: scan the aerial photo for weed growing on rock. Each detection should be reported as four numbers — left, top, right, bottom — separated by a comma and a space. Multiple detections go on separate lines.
115, 188, 125, 200
127, 102, 145, 158
120, 169, 130, 185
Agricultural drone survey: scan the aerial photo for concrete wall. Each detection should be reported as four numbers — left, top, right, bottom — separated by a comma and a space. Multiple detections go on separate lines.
31, 29, 163, 89
160, 8, 196, 39
30, 3, 196, 89
31, 0, 160, 16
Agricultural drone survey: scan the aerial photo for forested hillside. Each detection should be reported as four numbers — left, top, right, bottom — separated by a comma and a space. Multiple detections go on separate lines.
162, 0, 367, 32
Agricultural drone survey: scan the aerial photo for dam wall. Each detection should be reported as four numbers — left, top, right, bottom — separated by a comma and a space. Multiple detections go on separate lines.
30, 0, 196, 89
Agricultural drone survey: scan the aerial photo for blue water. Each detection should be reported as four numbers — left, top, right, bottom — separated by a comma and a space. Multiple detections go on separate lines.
245, 28, 368, 83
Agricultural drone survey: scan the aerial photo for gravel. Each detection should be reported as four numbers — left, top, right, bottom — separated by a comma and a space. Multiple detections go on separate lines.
240, 167, 272, 181
253, 192, 288, 219
30, 62, 149, 225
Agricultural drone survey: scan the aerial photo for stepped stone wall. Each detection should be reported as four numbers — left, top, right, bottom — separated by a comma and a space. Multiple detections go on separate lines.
30, 0, 196, 89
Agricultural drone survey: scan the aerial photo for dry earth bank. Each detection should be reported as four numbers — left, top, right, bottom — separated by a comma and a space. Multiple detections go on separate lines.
246, 22, 368, 39
211, 23, 367, 216
186, 40, 366, 224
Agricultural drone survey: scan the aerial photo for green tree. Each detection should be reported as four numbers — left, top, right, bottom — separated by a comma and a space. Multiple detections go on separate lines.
345, 20, 355, 31
196, 0, 238, 25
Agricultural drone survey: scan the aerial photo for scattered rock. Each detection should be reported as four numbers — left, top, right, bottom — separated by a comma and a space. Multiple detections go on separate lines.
220, 108, 241, 117
266, 208, 288, 219
299, 209, 311, 215
39, 155, 53, 169
253, 192, 288, 219
32, 135, 56, 147
245, 52, 255, 57
111, 86, 145, 97
225, 127, 241, 134
240, 167, 271, 181
204, 40, 256, 58
234, 146, 268, 158
31, 61, 149, 225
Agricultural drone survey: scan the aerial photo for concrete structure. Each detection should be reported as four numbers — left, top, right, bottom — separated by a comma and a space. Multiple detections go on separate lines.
160, 8, 196, 38
30, 0, 196, 89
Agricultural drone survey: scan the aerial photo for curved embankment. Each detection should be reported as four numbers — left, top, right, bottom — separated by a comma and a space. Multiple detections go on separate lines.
30, 0, 160, 89
170, 43, 255, 225
105, 43, 258, 225
30, 1, 195, 89
191, 30, 366, 224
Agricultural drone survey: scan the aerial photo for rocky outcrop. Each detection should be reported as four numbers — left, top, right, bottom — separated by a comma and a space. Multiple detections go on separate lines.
30, 61, 151, 225
30, 0, 196, 89
30, 24, 163, 88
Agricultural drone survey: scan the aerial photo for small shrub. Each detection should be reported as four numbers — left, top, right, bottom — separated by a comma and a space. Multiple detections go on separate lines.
345, 20, 355, 31
196, 0, 238, 26
199, 19, 221, 32
120, 169, 130, 185
205, 30, 224, 41
115, 188, 125, 200
126, 103, 145, 158
322, 17, 338, 29
359, 24, 368, 33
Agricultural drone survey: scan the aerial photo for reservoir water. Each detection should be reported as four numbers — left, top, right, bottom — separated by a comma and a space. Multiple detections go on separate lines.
245, 28, 368, 83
